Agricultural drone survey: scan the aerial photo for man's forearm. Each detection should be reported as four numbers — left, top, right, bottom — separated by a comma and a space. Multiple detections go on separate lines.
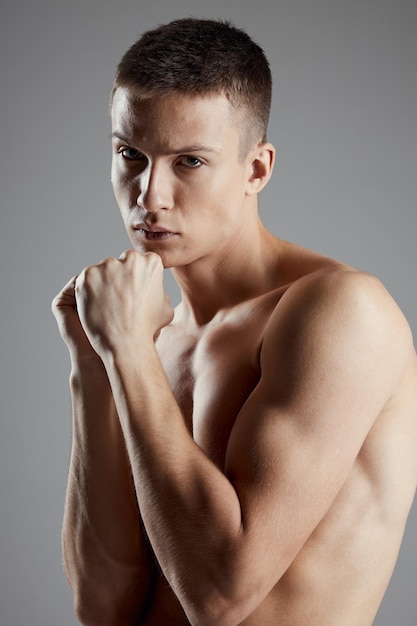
103, 342, 246, 625
64, 359, 156, 625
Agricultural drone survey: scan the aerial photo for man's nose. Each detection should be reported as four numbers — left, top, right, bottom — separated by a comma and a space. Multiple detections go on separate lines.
137, 164, 173, 213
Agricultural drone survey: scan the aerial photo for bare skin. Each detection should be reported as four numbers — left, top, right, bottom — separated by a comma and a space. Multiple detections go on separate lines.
53, 89, 417, 626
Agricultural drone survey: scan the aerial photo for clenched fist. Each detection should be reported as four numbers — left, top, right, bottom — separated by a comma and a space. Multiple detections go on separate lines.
53, 250, 174, 363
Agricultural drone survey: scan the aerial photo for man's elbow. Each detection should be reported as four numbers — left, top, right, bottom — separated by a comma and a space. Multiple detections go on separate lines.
180, 552, 289, 626
181, 579, 262, 626
186, 599, 257, 626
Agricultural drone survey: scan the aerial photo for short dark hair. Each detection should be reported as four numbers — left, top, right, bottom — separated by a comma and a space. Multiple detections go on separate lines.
111, 18, 272, 149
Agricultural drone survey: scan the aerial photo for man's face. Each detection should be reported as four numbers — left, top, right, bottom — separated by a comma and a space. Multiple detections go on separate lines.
111, 87, 255, 269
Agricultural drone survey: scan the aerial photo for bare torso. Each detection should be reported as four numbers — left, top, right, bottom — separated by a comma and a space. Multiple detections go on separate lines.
142, 246, 417, 625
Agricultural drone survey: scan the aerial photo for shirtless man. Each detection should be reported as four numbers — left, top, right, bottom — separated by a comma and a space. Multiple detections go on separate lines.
52, 18, 417, 626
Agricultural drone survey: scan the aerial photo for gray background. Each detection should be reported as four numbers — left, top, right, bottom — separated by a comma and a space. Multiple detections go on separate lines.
1, 0, 416, 624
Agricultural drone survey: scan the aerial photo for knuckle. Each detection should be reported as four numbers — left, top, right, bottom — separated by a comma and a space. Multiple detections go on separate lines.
98, 256, 113, 267
76, 268, 87, 284
81, 260, 106, 279
119, 249, 138, 267
51, 294, 59, 313
125, 249, 137, 259
75, 268, 91, 291
145, 251, 162, 269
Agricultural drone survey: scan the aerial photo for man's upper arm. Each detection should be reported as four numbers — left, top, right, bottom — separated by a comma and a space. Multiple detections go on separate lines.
224, 270, 411, 594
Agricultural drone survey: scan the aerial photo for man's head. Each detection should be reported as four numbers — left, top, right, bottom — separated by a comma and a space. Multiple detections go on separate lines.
111, 18, 272, 156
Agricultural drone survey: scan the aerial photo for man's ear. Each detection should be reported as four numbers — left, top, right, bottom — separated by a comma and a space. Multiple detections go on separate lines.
245, 143, 275, 196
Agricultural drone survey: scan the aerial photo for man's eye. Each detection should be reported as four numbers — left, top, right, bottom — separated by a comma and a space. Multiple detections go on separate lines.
179, 156, 202, 168
119, 147, 146, 161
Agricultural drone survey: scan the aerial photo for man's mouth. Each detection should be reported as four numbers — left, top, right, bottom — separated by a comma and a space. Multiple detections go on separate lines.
134, 225, 177, 241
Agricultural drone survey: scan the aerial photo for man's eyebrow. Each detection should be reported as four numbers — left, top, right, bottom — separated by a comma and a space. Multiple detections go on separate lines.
110, 132, 220, 154
170, 145, 221, 155
110, 131, 132, 142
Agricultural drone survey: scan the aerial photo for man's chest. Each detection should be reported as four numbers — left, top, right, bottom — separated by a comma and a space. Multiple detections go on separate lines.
156, 312, 265, 467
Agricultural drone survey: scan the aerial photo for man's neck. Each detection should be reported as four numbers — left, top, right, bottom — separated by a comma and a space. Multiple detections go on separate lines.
171, 221, 283, 327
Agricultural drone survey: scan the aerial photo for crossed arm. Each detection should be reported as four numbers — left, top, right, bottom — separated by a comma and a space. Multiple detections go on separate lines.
53, 251, 411, 626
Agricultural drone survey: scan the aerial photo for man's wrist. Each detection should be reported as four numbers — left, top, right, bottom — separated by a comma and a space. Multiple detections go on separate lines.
100, 335, 156, 370
69, 353, 108, 382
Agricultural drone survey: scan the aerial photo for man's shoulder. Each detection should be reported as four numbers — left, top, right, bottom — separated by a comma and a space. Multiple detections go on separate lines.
272, 240, 399, 322
283, 263, 397, 318
279, 262, 408, 334
263, 262, 414, 383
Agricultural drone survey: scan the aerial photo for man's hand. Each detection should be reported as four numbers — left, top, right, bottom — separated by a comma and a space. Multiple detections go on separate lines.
74, 250, 174, 359
52, 275, 99, 363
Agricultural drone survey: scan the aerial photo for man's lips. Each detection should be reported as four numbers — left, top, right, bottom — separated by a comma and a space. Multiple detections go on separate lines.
133, 224, 177, 241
